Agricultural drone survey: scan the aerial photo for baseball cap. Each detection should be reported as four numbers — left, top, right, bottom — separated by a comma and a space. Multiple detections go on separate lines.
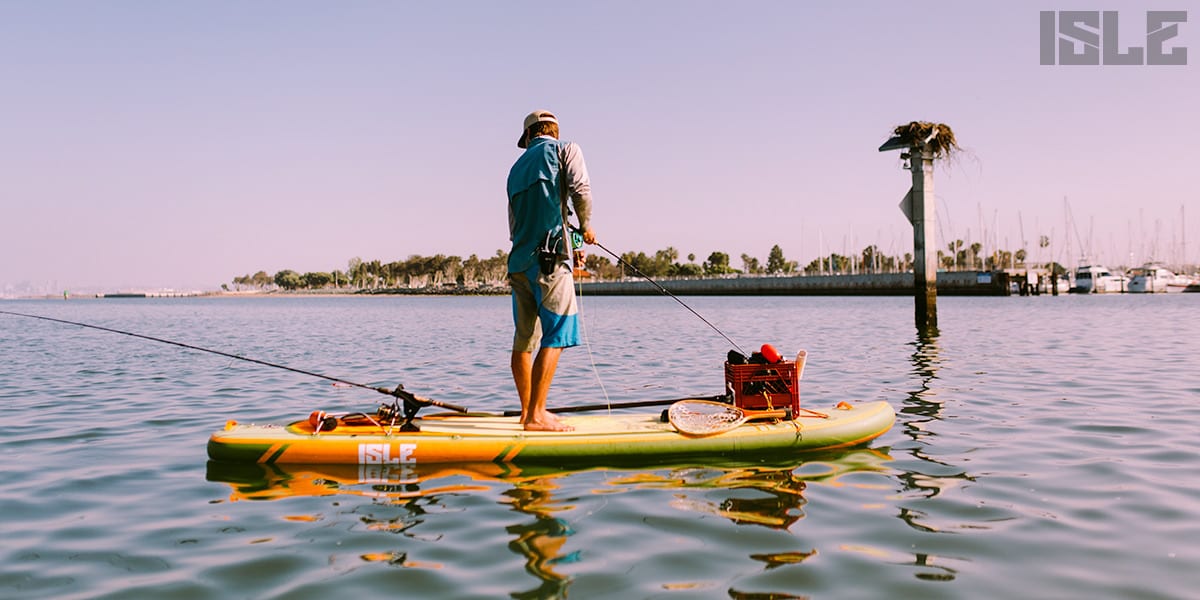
517, 110, 558, 148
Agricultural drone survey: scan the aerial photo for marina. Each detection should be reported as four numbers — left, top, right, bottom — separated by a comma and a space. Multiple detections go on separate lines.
579, 266, 1196, 297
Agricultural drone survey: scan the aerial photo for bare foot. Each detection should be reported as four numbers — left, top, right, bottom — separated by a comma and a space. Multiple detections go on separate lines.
523, 412, 574, 432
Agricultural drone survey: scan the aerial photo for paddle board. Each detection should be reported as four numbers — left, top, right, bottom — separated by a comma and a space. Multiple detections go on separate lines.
207, 400, 894, 465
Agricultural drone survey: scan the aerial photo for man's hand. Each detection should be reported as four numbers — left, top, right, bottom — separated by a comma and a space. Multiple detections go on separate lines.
581, 227, 596, 245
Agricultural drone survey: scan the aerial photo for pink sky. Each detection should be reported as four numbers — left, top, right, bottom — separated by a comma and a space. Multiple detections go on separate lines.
2, 2, 1196, 293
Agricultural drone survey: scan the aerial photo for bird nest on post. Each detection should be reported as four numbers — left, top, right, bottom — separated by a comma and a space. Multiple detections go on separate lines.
890, 121, 961, 159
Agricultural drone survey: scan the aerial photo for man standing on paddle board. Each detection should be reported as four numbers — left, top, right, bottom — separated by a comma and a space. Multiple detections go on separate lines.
507, 109, 596, 432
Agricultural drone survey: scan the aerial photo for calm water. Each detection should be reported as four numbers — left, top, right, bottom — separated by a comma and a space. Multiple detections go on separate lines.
1, 294, 1197, 599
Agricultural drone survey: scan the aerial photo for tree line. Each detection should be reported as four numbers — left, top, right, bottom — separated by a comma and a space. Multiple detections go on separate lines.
939, 237, 1065, 273
227, 252, 510, 292
227, 241, 1052, 292
583, 244, 800, 279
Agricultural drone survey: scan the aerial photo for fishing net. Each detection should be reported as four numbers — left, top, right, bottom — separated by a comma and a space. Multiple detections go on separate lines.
668, 400, 745, 436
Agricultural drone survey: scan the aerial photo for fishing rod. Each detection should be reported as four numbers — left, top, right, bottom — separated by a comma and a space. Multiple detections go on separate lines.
583, 237, 748, 356
501, 394, 728, 417
0, 309, 467, 413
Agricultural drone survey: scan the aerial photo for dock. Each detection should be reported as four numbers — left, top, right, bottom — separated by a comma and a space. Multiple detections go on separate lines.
97, 291, 208, 299
579, 271, 1017, 296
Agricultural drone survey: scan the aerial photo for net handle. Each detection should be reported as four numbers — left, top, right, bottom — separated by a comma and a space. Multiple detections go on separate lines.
668, 400, 790, 437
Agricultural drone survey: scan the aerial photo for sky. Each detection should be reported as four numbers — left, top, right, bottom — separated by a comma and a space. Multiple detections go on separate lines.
2, 1, 1197, 293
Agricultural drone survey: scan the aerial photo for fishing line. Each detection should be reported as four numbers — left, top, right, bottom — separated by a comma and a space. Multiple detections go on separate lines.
586, 239, 748, 356
574, 271, 613, 414
0, 309, 465, 412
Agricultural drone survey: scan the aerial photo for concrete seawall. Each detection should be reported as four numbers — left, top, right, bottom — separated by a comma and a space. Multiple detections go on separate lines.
579, 271, 1011, 296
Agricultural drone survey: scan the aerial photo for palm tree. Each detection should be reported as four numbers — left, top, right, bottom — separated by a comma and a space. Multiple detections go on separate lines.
947, 239, 965, 270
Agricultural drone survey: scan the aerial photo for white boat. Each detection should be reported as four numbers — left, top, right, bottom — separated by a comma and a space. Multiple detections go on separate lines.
1039, 271, 1072, 295
1071, 264, 1128, 294
1128, 263, 1193, 293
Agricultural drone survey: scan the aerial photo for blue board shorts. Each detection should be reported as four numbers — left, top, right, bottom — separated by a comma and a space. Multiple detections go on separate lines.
509, 262, 580, 351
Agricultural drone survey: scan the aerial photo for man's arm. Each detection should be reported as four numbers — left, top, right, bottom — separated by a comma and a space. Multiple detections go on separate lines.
559, 142, 593, 238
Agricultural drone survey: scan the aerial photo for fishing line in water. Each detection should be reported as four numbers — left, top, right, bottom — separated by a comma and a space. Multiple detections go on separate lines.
587, 239, 748, 356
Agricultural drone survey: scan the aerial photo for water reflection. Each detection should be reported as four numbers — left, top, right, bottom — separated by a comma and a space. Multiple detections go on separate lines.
904, 325, 942, 421
915, 319, 940, 344
897, 326, 969, 499
503, 478, 578, 599
206, 452, 894, 594
204, 461, 497, 503
890, 323, 974, 581
206, 455, 891, 510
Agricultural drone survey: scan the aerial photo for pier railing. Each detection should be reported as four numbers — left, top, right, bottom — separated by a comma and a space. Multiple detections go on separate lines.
579, 271, 1012, 296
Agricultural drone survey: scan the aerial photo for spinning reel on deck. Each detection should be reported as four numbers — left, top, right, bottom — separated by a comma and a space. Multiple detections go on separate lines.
375, 384, 430, 432
309, 384, 468, 435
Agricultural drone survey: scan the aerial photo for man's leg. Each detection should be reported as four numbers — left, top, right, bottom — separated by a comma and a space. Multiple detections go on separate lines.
512, 350, 533, 414
517, 346, 571, 431
509, 263, 576, 431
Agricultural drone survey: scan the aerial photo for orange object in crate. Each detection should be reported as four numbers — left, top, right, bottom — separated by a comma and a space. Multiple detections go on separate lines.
724, 351, 804, 416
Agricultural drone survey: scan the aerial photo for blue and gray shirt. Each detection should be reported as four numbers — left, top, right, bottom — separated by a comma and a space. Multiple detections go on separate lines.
507, 136, 593, 273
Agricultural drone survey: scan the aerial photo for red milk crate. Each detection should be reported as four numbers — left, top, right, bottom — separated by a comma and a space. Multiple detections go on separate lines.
724, 360, 800, 416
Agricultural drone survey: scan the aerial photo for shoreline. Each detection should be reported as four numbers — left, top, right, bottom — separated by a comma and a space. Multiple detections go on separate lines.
2, 287, 512, 301
15, 268, 1197, 300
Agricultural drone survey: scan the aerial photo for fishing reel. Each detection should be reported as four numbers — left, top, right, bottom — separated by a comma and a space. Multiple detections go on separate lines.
308, 385, 428, 434
309, 385, 466, 435
376, 384, 428, 432
377, 400, 420, 431
376, 402, 401, 423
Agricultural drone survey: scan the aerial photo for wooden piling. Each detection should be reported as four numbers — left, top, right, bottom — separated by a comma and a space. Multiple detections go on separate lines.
881, 123, 959, 332
909, 144, 938, 330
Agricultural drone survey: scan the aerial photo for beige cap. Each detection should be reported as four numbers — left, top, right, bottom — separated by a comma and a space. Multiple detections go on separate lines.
517, 109, 558, 148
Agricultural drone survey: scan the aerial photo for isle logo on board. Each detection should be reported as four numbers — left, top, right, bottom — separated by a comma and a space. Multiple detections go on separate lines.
358, 442, 416, 465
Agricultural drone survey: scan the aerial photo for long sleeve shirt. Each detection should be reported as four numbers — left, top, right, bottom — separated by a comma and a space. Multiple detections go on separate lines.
506, 136, 594, 272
